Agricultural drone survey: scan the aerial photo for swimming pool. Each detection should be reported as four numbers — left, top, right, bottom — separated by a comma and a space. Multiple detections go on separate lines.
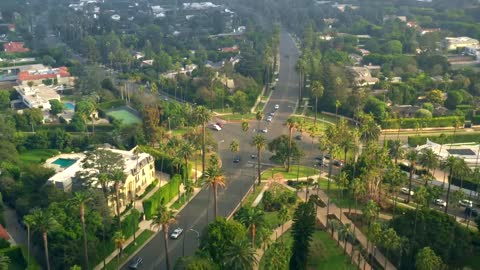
52, 158, 77, 168
64, 102, 75, 111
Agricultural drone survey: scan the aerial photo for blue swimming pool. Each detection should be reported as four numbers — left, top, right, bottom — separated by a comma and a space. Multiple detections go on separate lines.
52, 158, 77, 168
64, 102, 75, 111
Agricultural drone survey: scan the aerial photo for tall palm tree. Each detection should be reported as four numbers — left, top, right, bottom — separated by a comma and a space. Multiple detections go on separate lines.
387, 139, 404, 164
237, 207, 265, 247
113, 231, 126, 268
311, 81, 324, 124
23, 215, 34, 269
278, 206, 290, 233
25, 208, 58, 270
111, 169, 126, 228
204, 165, 226, 218
284, 117, 297, 172
151, 205, 176, 270
178, 142, 194, 182
70, 191, 93, 270
251, 134, 267, 185
229, 139, 240, 155
441, 156, 471, 213
405, 149, 418, 203
419, 148, 439, 184
256, 111, 263, 131
241, 121, 249, 133
195, 105, 211, 177
223, 239, 258, 269
335, 100, 342, 125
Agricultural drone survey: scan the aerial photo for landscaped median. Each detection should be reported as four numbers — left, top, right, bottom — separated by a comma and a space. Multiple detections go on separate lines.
261, 165, 318, 181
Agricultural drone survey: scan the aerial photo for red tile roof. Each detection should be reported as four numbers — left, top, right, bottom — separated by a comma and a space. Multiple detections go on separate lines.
18, 66, 71, 81
0, 224, 10, 241
3, 42, 29, 53
220, 46, 239, 53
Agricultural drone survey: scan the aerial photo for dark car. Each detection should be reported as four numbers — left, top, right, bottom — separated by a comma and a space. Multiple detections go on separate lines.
316, 159, 324, 166
250, 154, 257, 159
295, 135, 302, 140
128, 257, 143, 269
233, 156, 241, 163
324, 154, 331, 160
315, 155, 324, 161
465, 207, 478, 218
333, 160, 344, 167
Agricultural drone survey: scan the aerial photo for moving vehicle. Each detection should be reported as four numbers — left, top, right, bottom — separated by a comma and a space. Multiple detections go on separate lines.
274, 104, 279, 110
434, 199, 447, 207
333, 160, 344, 167
250, 154, 257, 159
295, 135, 302, 140
269, 112, 275, 117
128, 257, 143, 269
216, 122, 224, 128
261, 128, 268, 133
315, 155, 324, 161
324, 154, 331, 160
170, 228, 184, 239
211, 124, 222, 131
266, 116, 273, 122
233, 156, 241, 163
401, 188, 414, 196
459, 199, 473, 207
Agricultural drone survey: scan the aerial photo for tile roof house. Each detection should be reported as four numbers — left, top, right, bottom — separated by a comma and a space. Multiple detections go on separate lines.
18, 66, 74, 86
3, 42, 29, 53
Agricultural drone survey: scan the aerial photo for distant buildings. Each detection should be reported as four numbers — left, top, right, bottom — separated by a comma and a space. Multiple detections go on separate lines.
443, 37, 479, 50
161, 64, 198, 79
348, 66, 379, 86
3, 42, 29, 53
17, 66, 75, 86
14, 84, 60, 111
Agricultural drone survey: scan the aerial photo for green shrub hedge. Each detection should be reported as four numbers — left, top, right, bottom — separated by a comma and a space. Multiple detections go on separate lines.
97, 100, 126, 110
137, 146, 180, 175
143, 174, 182, 219
121, 210, 141, 238
0, 246, 27, 269
382, 116, 464, 129
408, 133, 480, 146
472, 115, 480, 125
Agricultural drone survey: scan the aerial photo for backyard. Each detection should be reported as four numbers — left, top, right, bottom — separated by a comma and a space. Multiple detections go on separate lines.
19, 149, 59, 164
106, 107, 142, 126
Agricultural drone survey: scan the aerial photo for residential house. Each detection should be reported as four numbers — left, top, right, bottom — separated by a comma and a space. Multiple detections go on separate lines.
3, 42, 29, 53
17, 66, 75, 86
219, 45, 239, 53
349, 66, 379, 87
14, 84, 60, 111
161, 64, 198, 79
443, 37, 479, 51
390, 105, 420, 118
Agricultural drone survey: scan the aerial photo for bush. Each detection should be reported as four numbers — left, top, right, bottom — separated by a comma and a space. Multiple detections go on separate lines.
0, 239, 10, 249
472, 115, 480, 125
120, 210, 141, 238
143, 174, 182, 219
137, 179, 159, 199
0, 246, 26, 269
408, 132, 480, 147
382, 116, 464, 129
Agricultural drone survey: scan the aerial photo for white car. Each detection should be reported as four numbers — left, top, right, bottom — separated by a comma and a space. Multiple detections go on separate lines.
266, 116, 273, 122
274, 104, 280, 110
459, 199, 473, 207
269, 112, 275, 116
261, 128, 268, 133
434, 199, 447, 207
211, 124, 222, 131
170, 228, 183, 239
401, 188, 414, 196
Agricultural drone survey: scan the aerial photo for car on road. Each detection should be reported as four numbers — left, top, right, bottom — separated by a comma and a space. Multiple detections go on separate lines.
261, 128, 268, 133
251, 154, 257, 159
465, 207, 478, 217
401, 188, 414, 196
216, 122, 224, 128
128, 257, 143, 269
434, 199, 447, 207
269, 112, 275, 117
332, 160, 344, 167
233, 156, 241, 163
324, 154, 331, 160
170, 228, 184, 239
459, 199, 473, 207
295, 135, 302, 140
274, 104, 279, 110
316, 159, 325, 166
211, 124, 222, 131
315, 155, 324, 161
266, 116, 273, 122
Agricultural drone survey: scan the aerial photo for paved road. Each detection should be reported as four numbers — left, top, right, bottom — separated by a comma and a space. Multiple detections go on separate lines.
123, 31, 301, 269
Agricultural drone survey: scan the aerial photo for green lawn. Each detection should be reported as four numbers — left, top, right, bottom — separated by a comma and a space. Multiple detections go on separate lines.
242, 183, 266, 207
106, 108, 142, 126
219, 113, 256, 121
103, 230, 155, 270
317, 179, 356, 209
261, 165, 316, 180
19, 149, 59, 164
259, 230, 356, 270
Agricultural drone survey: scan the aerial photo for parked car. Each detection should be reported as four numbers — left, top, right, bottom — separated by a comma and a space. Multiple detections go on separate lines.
211, 124, 222, 131
295, 134, 302, 140
333, 160, 344, 167
269, 112, 275, 117
315, 155, 324, 161
274, 104, 280, 110
324, 154, 331, 160
170, 228, 184, 239
401, 187, 414, 196
434, 199, 447, 207
250, 154, 257, 159
465, 207, 478, 217
316, 159, 325, 166
216, 122, 224, 128
128, 257, 143, 269
261, 128, 268, 133
459, 199, 473, 207
233, 156, 241, 163
266, 116, 273, 122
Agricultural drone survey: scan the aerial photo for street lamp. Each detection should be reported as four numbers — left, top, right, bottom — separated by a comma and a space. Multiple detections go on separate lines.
183, 228, 201, 256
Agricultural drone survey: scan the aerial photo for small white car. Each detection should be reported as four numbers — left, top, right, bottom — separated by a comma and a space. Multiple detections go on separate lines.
266, 116, 273, 122
170, 228, 184, 239
401, 188, 414, 196
434, 199, 447, 207
274, 104, 279, 110
459, 199, 473, 207
269, 112, 275, 116
261, 128, 268, 133
211, 124, 222, 131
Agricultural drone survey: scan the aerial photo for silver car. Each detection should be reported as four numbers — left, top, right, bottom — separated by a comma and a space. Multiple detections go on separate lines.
170, 228, 184, 239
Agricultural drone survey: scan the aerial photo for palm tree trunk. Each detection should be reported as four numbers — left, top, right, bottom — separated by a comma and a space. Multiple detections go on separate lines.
115, 184, 121, 229
163, 225, 170, 270
287, 128, 293, 172
257, 148, 261, 185
27, 225, 31, 269
314, 97, 318, 124
42, 232, 51, 270
80, 205, 89, 270
214, 183, 218, 218
445, 168, 453, 214
407, 165, 414, 203
251, 225, 256, 247
202, 123, 206, 177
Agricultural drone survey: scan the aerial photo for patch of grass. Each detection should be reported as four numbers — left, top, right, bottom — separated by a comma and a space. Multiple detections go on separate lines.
103, 230, 155, 270
308, 230, 357, 270
242, 183, 266, 207
291, 116, 332, 135
171, 128, 188, 136
106, 109, 142, 126
261, 165, 316, 180
264, 211, 281, 230
19, 149, 59, 164
219, 113, 256, 121
171, 194, 192, 210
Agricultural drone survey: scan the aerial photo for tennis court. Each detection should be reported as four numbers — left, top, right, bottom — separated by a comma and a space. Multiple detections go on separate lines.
106, 107, 142, 126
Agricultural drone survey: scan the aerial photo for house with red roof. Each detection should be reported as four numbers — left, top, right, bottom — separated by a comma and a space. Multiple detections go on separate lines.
3, 42, 29, 53
219, 45, 239, 53
18, 66, 75, 86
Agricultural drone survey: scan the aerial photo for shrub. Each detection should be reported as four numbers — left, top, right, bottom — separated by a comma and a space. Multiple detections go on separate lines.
382, 116, 464, 129
143, 174, 182, 219
0, 246, 26, 269
120, 210, 141, 238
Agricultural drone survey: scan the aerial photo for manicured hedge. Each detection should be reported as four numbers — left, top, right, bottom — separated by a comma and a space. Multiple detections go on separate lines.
408, 133, 480, 146
472, 115, 480, 125
143, 174, 182, 219
97, 100, 126, 110
382, 116, 464, 129
137, 145, 179, 175
121, 210, 141, 238
0, 246, 27, 269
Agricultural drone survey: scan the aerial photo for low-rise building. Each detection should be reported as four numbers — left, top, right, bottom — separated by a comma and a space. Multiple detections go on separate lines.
3, 42, 29, 53
444, 37, 479, 51
45, 147, 156, 209
14, 84, 60, 111
348, 66, 379, 87
17, 66, 75, 86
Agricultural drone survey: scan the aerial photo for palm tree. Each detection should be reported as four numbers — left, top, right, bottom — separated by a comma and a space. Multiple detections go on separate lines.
70, 191, 93, 270
419, 148, 439, 184
204, 165, 226, 218
25, 208, 58, 270
195, 105, 211, 177
387, 139, 404, 164
229, 139, 240, 155
223, 239, 258, 269
241, 121, 249, 133
311, 81, 324, 124
178, 142, 194, 182
359, 113, 381, 144
256, 111, 263, 131
335, 100, 341, 125
23, 215, 34, 269
441, 156, 471, 213
0, 254, 10, 270
338, 223, 352, 254
111, 169, 126, 228
284, 117, 297, 172
381, 228, 401, 270
278, 206, 290, 233
251, 134, 267, 185
405, 149, 418, 203
151, 205, 176, 270
237, 207, 265, 247
113, 231, 126, 268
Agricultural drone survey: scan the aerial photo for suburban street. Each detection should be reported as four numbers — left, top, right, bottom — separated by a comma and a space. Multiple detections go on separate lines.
123, 30, 301, 269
